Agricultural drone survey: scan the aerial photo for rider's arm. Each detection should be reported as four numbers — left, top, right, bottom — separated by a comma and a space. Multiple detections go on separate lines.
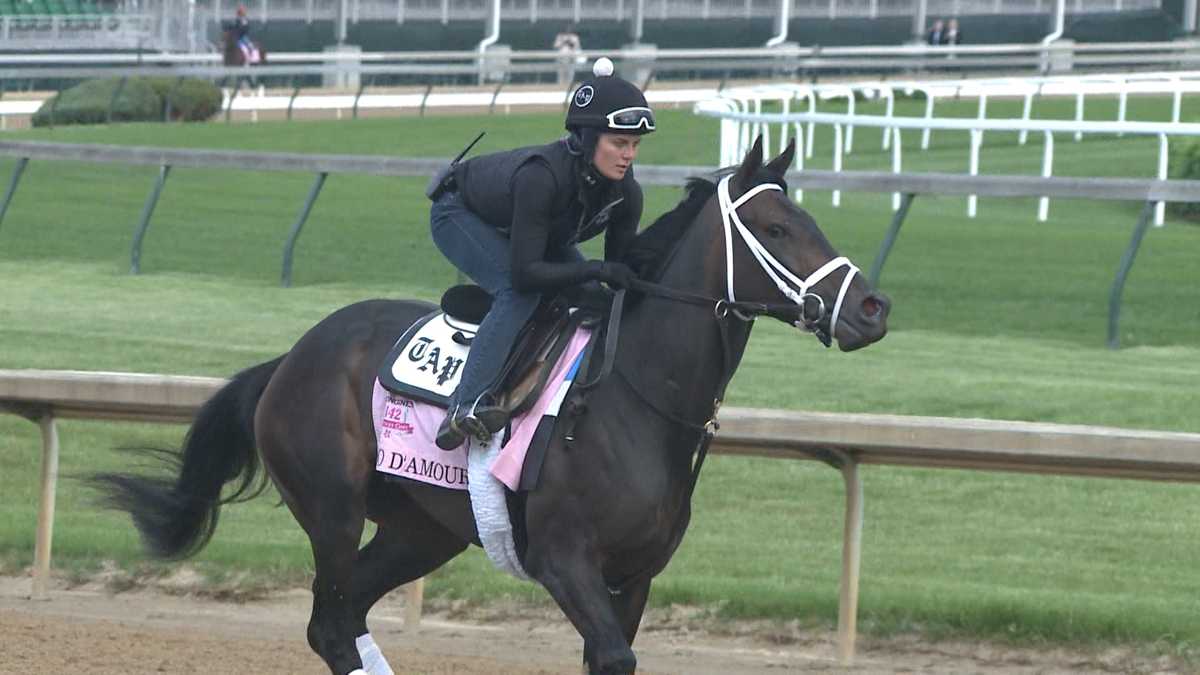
604, 177, 642, 263
509, 162, 600, 293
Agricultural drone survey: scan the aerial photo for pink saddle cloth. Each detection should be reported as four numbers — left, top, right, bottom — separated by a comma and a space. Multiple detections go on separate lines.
372, 326, 592, 491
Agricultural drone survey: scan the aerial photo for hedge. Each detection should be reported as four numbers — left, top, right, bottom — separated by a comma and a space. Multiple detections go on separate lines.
32, 77, 222, 127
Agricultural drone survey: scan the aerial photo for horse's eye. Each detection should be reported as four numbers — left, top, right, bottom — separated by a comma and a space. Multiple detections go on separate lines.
767, 223, 787, 239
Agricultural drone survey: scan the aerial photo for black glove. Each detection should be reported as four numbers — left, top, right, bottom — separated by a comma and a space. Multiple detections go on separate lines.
564, 280, 615, 311
587, 261, 637, 289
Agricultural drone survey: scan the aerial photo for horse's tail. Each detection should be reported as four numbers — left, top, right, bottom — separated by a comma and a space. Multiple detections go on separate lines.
91, 355, 286, 560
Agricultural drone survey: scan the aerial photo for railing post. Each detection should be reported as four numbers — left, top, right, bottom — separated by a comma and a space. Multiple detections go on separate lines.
968, 128, 982, 218
287, 82, 302, 121
488, 75, 508, 114
869, 193, 914, 286
831, 124, 843, 207
163, 76, 185, 122
352, 75, 369, 119
107, 76, 129, 125
831, 449, 863, 666
225, 82, 240, 123
418, 83, 434, 117
0, 156, 30, 232
1155, 133, 1168, 226
403, 578, 424, 629
1039, 130, 1054, 222
33, 410, 59, 600
130, 164, 171, 275
1107, 201, 1155, 349
281, 172, 328, 287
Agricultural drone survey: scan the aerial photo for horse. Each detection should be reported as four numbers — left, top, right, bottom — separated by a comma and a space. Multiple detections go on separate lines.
222, 27, 267, 67
92, 136, 889, 675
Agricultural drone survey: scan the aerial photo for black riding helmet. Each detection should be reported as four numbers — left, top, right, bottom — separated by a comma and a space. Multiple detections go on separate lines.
566, 58, 656, 138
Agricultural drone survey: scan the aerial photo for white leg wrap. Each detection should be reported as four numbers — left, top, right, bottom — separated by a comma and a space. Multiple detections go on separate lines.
355, 633, 396, 675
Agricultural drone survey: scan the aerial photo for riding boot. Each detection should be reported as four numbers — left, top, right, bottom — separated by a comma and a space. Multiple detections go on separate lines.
435, 396, 508, 450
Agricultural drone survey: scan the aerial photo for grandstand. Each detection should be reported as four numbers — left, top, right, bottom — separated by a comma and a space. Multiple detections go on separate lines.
0, 0, 160, 51
0, 0, 1183, 54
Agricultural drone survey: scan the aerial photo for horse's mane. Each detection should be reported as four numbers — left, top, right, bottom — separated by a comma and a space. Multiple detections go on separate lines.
624, 166, 788, 281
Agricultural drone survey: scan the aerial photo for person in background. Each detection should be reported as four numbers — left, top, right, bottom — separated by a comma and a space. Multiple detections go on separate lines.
554, 23, 582, 85
233, 5, 259, 64
945, 18, 962, 46
926, 19, 945, 46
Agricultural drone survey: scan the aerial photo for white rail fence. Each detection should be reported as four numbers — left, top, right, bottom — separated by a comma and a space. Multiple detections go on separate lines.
699, 71, 1200, 225
194, 0, 1161, 24
2, 39, 1200, 86
3, 369, 1200, 664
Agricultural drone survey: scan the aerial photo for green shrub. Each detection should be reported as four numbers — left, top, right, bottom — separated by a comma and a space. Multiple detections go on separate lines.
165, 78, 223, 121
32, 76, 222, 127
1168, 138, 1200, 221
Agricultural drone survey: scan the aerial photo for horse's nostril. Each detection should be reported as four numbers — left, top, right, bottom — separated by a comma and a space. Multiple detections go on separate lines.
862, 296, 881, 318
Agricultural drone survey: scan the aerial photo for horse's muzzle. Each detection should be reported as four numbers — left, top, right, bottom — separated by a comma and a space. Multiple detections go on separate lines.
835, 290, 890, 352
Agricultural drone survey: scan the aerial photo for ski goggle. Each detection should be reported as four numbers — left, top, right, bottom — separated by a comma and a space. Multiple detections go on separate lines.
606, 107, 656, 131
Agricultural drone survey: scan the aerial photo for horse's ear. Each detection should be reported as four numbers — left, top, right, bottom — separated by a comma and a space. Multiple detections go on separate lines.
735, 135, 764, 185
765, 139, 796, 177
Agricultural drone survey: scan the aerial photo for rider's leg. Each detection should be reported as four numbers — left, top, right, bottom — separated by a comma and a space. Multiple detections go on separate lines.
430, 191, 540, 448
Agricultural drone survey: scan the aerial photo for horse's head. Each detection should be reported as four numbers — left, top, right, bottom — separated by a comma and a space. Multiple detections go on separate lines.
712, 135, 889, 351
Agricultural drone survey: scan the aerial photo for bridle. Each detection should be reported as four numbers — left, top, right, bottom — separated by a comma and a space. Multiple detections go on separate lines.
629, 173, 860, 348
715, 174, 859, 345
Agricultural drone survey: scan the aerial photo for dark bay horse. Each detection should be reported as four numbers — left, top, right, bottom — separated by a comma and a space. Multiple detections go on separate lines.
222, 27, 267, 67
94, 137, 889, 675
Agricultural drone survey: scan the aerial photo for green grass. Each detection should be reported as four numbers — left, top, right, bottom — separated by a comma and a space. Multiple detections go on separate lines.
1, 97, 1199, 655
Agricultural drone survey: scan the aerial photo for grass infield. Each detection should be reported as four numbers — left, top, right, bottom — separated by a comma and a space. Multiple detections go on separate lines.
1, 95, 1198, 654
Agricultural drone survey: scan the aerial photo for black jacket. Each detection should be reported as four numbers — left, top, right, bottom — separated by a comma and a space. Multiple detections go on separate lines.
453, 138, 642, 292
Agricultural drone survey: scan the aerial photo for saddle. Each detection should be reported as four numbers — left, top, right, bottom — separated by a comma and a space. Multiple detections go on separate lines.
378, 285, 602, 422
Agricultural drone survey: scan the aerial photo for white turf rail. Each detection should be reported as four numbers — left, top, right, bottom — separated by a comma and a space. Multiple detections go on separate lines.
4, 368, 1200, 663
697, 71, 1200, 226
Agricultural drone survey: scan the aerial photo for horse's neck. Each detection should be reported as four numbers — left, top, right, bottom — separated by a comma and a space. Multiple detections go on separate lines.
619, 216, 753, 426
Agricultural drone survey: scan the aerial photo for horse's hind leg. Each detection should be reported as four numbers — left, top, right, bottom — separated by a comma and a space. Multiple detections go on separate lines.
260, 427, 370, 674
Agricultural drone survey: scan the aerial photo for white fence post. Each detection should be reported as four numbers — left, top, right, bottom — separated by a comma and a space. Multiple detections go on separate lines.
891, 127, 902, 211
1156, 133, 1168, 227
832, 124, 843, 207
1039, 130, 1054, 222
793, 122, 806, 203
921, 90, 935, 150
968, 129, 981, 218
1074, 89, 1085, 142
881, 86, 895, 150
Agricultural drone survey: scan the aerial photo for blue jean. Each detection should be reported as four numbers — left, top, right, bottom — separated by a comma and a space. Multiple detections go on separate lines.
430, 190, 582, 410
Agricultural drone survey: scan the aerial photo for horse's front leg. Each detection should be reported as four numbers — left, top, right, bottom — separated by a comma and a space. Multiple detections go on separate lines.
526, 546, 635, 675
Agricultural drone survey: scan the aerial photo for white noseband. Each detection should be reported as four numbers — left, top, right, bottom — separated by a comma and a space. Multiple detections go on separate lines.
717, 174, 859, 338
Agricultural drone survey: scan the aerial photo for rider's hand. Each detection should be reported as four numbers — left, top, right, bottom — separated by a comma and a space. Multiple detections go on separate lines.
588, 261, 637, 289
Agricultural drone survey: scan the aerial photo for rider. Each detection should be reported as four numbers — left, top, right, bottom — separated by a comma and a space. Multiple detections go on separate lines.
233, 5, 255, 63
429, 57, 655, 450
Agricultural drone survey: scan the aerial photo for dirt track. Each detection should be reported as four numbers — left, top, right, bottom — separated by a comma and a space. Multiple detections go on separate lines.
0, 576, 1184, 674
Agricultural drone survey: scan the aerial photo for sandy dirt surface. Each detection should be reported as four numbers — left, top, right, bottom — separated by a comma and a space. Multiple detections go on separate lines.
0, 576, 1184, 675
